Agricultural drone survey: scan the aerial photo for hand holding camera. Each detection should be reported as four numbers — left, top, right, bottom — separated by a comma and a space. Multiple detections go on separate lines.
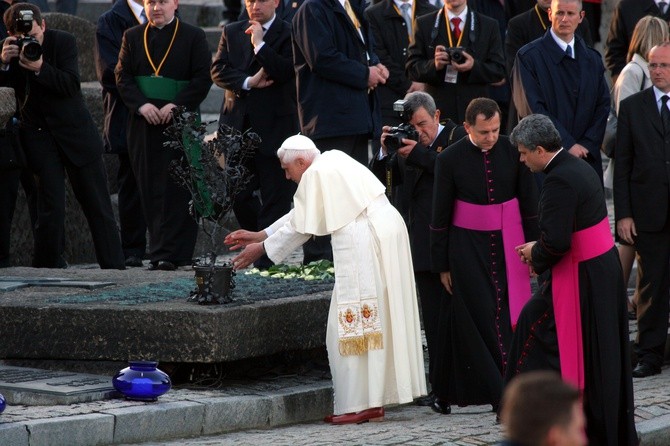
2, 10, 43, 70
380, 100, 420, 158
435, 45, 473, 72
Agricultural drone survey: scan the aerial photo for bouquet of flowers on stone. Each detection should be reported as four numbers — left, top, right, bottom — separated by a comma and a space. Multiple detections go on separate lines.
164, 107, 258, 304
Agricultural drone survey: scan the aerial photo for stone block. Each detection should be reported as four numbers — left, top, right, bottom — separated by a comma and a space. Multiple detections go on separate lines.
0, 88, 16, 128
201, 395, 272, 435
24, 413, 114, 446
104, 401, 204, 444
637, 413, 670, 446
267, 384, 333, 426
43, 13, 97, 82
0, 423, 29, 446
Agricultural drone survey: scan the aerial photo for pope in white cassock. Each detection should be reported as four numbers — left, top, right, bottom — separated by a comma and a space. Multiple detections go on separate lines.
225, 135, 427, 425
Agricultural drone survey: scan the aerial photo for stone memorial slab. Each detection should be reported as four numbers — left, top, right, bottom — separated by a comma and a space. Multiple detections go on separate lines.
0, 365, 116, 405
0, 277, 115, 292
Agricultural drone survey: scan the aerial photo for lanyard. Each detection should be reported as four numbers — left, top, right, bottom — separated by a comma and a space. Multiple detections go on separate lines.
392, 2, 416, 42
444, 8, 464, 48
534, 4, 548, 31
143, 18, 180, 77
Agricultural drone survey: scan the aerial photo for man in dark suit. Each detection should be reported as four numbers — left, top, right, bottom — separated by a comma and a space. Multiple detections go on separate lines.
115, 0, 212, 271
405, 0, 506, 124
512, 0, 609, 181
95, 0, 148, 268
365, 0, 438, 127
505, 0, 592, 76
211, 0, 299, 268
370, 91, 464, 407
605, 0, 670, 82
292, 0, 388, 165
510, 113, 636, 445
504, 0, 592, 133
0, 3, 124, 269
615, 42, 670, 379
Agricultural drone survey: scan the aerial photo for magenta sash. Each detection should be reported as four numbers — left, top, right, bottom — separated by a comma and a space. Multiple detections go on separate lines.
452, 198, 530, 328
552, 217, 613, 391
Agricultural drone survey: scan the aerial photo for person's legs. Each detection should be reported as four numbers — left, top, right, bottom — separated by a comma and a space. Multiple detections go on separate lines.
0, 169, 21, 267
117, 152, 147, 261
66, 156, 125, 269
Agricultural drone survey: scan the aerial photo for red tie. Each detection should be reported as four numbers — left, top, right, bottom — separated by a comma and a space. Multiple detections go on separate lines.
451, 17, 462, 41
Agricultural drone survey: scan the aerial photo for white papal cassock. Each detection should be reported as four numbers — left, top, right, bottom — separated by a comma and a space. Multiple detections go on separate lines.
263, 150, 427, 414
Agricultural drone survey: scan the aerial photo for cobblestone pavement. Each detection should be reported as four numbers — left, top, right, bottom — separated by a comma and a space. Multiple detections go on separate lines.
129, 367, 670, 446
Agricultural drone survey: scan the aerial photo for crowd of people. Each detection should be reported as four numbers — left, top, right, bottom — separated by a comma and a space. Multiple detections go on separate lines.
2, 0, 669, 442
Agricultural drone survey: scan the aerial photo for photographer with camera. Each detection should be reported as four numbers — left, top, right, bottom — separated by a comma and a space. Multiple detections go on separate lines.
406, 0, 505, 124
0, 3, 125, 269
370, 91, 464, 408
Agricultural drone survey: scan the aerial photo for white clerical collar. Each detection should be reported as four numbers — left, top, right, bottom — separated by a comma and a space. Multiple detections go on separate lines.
544, 147, 564, 170
549, 28, 575, 54
446, 5, 467, 22
467, 134, 493, 152
154, 16, 175, 30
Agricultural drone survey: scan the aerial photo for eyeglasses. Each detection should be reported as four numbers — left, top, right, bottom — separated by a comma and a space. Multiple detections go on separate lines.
649, 63, 670, 70
245, 0, 271, 4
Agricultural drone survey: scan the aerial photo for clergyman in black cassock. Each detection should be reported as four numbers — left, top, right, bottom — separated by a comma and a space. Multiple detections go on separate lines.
115, 0, 212, 268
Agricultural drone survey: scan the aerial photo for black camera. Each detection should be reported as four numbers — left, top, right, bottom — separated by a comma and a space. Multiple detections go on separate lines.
14, 10, 42, 62
447, 46, 466, 64
384, 100, 419, 154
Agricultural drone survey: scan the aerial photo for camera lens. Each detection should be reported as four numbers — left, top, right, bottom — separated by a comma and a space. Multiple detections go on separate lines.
21, 40, 42, 62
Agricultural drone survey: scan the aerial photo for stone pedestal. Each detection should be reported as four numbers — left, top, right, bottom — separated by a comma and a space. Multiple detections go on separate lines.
0, 88, 15, 128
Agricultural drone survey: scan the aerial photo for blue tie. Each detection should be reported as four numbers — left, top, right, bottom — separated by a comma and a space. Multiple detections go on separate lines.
565, 44, 572, 58
400, 3, 412, 37
140, 9, 147, 24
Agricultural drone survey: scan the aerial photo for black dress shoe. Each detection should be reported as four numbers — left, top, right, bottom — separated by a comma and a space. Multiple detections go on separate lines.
125, 255, 143, 267
156, 260, 177, 271
430, 398, 451, 415
415, 392, 436, 407
632, 362, 661, 378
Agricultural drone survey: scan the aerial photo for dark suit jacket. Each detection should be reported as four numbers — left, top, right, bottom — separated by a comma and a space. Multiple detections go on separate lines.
405, 8, 505, 123
505, 6, 592, 76
370, 122, 465, 271
513, 32, 609, 178
211, 17, 299, 156
95, 0, 141, 153
292, 0, 382, 139
503, 0, 534, 20
614, 87, 670, 232
605, 0, 670, 77
0, 29, 103, 167
364, 0, 438, 123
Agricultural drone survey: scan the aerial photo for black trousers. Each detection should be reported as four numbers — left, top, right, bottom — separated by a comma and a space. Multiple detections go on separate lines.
634, 226, 670, 368
117, 152, 147, 259
22, 129, 124, 269
415, 271, 446, 385
0, 168, 37, 267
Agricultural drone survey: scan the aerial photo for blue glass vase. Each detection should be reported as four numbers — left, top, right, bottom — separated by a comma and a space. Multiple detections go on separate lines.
112, 361, 171, 401
0, 393, 5, 413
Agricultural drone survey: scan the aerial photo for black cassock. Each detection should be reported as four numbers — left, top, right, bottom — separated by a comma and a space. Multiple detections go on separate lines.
116, 19, 212, 265
505, 150, 637, 445
430, 135, 538, 407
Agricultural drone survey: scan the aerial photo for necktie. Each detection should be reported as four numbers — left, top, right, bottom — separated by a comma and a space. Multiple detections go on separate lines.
661, 95, 670, 134
565, 44, 572, 58
344, 0, 360, 29
400, 3, 412, 37
660, 1, 668, 14
139, 9, 147, 24
451, 17, 461, 41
